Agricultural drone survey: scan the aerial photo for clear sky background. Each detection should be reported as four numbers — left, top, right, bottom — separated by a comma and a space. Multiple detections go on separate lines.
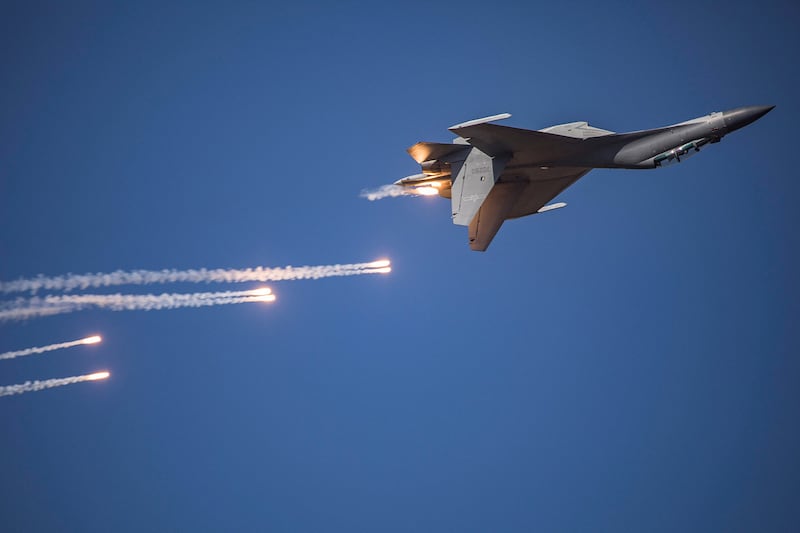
1, 2, 798, 531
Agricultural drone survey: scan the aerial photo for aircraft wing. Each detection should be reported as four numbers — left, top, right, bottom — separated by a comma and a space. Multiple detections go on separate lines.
507, 168, 591, 219
451, 121, 698, 157
450, 122, 582, 159
467, 181, 527, 251
468, 168, 591, 251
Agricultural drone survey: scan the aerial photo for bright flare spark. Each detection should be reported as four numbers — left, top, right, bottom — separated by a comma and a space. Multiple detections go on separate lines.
362, 267, 391, 274
1, 336, 102, 361
361, 183, 445, 200
0, 371, 111, 398
246, 287, 272, 296
246, 294, 277, 303
1, 260, 393, 294
0, 289, 278, 322
365, 260, 391, 269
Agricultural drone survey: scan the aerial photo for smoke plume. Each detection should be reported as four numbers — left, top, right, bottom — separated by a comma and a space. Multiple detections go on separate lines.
0, 260, 391, 294
0, 335, 101, 361
0, 371, 109, 397
0, 289, 275, 322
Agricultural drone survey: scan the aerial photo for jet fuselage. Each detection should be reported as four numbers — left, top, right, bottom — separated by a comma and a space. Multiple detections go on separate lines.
394, 105, 774, 250
505, 106, 774, 172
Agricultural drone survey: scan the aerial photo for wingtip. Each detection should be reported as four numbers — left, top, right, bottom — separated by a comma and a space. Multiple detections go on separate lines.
449, 113, 512, 131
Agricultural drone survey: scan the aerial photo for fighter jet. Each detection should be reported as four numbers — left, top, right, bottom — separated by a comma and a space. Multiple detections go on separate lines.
395, 105, 774, 251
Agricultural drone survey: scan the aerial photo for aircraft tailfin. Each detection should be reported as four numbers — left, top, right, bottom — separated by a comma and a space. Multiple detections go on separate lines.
450, 148, 509, 226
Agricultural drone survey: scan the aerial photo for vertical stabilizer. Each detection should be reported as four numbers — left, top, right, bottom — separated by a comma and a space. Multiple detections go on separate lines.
450, 148, 509, 226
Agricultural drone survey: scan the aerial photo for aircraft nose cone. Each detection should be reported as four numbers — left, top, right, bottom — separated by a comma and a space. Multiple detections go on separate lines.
723, 105, 775, 133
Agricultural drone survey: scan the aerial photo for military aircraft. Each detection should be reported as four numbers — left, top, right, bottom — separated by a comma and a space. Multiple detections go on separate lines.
395, 105, 774, 251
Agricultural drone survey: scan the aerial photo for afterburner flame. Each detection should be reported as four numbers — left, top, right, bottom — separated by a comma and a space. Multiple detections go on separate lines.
87, 371, 110, 381
81, 335, 102, 345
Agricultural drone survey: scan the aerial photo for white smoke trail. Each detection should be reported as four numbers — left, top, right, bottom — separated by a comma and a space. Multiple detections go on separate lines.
0, 335, 101, 361
0, 289, 276, 322
360, 184, 417, 201
0, 371, 109, 398
0, 260, 391, 295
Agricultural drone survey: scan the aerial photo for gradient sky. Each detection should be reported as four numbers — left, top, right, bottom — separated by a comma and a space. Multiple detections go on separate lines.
1, 2, 798, 531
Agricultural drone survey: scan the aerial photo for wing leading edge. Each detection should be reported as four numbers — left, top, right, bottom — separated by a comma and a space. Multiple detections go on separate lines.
449, 122, 583, 158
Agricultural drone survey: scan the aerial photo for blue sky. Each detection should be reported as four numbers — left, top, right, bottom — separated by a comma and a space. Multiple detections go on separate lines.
1, 2, 798, 531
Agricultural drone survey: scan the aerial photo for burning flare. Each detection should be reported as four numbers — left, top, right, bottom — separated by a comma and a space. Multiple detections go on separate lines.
0, 289, 278, 322
247, 288, 272, 296
362, 267, 391, 274
1, 335, 103, 361
0, 370, 111, 397
1, 260, 393, 294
